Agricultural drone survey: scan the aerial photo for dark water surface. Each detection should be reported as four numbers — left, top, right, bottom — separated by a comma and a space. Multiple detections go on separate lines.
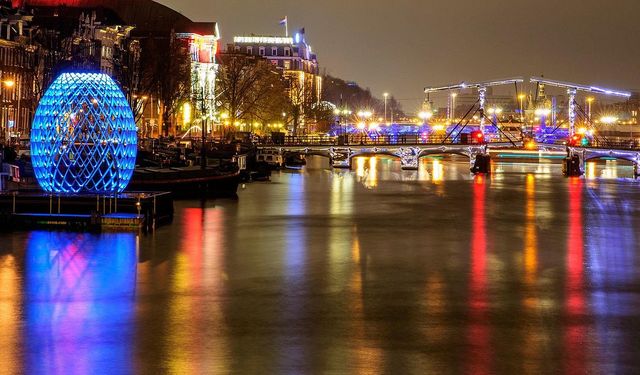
2, 156, 640, 374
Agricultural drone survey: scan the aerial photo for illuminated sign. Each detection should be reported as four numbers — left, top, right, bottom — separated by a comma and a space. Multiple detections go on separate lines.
233, 36, 293, 45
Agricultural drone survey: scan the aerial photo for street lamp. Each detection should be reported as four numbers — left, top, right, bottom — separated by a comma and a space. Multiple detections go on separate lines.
3, 79, 20, 140
518, 94, 526, 129
632, 110, 638, 144
418, 110, 433, 124
383, 92, 389, 124
586, 97, 594, 123
450, 92, 457, 123
334, 107, 351, 139
600, 116, 618, 125
357, 110, 373, 144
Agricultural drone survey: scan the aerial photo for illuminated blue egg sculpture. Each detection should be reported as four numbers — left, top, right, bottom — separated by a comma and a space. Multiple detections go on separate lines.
30, 73, 137, 194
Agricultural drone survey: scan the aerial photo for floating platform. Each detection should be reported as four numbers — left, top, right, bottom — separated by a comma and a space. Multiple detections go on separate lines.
0, 191, 173, 231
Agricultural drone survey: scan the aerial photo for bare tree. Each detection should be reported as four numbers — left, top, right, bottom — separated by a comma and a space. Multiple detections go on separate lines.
139, 31, 191, 136
217, 53, 288, 132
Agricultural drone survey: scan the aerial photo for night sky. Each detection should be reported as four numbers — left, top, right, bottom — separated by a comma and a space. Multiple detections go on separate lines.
159, 0, 640, 110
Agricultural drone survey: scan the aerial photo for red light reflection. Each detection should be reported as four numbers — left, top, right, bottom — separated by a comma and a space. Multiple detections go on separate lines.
467, 175, 492, 375
564, 178, 586, 375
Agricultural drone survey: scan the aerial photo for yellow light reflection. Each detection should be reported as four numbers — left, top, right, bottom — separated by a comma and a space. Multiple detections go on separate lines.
354, 157, 378, 189
348, 227, 382, 374
602, 160, 618, 179
355, 157, 366, 179
422, 274, 448, 349
522, 173, 542, 374
418, 158, 429, 180
330, 172, 354, 216
351, 225, 361, 265
368, 157, 378, 188
524, 174, 537, 287
0, 255, 18, 375
165, 207, 230, 373
586, 162, 596, 180
432, 158, 444, 183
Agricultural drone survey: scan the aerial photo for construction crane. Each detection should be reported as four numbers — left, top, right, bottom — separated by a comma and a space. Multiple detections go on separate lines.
424, 77, 524, 132
529, 77, 631, 136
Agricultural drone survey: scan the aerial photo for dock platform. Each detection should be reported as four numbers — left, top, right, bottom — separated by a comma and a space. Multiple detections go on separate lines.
0, 191, 173, 231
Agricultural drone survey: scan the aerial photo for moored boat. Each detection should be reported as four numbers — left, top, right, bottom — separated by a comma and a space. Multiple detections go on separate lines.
127, 165, 240, 197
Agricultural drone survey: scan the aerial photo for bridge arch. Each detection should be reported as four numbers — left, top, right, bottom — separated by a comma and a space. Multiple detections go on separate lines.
349, 151, 402, 161
584, 154, 638, 164
417, 149, 472, 160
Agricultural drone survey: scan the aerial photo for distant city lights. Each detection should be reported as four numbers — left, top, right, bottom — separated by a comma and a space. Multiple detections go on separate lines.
600, 116, 618, 124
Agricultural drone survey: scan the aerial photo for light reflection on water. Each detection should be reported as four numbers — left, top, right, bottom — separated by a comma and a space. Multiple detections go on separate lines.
2, 156, 640, 373
23, 231, 137, 375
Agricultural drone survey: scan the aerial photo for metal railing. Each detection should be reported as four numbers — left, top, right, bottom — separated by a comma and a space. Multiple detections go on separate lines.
259, 135, 640, 152
259, 134, 515, 147
588, 139, 640, 151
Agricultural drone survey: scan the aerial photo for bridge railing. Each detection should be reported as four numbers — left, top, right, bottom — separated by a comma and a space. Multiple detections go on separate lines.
539, 139, 640, 151
259, 134, 517, 147
588, 139, 640, 151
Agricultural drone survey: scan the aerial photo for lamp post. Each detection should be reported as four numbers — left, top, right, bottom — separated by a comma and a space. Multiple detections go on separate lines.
631, 110, 638, 145
383, 92, 389, 124
586, 97, 594, 123
487, 107, 502, 125
140, 95, 148, 137
3, 79, 19, 140
534, 108, 551, 129
518, 94, 526, 131
357, 110, 372, 144
450, 92, 457, 123
418, 110, 433, 125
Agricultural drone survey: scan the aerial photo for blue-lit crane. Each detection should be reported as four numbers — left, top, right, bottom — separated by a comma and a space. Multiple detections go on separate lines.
529, 77, 631, 136
424, 77, 524, 133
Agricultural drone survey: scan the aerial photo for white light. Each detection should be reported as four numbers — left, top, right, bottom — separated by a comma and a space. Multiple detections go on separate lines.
418, 111, 433, 120
600, 116, 618, 124
534, 108, 551, 116
234, 36, 294, 44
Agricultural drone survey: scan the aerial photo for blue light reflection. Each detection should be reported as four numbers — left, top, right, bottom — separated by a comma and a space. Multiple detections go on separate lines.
24, 231, 137, 375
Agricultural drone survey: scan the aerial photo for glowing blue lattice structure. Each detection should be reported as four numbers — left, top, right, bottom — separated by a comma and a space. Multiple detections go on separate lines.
30, 73, 137, 194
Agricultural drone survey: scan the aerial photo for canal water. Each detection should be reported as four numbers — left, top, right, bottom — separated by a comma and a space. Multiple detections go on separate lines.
2, 156, 640, 374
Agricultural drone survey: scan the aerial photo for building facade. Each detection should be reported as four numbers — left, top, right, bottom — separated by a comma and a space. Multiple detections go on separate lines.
229, 31, 322, 134
0, 26, 38, 141
176, 23, 220, 130
4, 0, 220, 137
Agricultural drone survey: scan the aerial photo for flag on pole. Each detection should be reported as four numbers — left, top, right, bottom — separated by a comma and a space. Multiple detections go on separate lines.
279, 16, 288, 37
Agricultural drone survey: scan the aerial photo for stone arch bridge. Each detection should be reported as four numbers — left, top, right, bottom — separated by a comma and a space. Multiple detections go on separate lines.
258, 143, 511, 170
259, 142, 640, 176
